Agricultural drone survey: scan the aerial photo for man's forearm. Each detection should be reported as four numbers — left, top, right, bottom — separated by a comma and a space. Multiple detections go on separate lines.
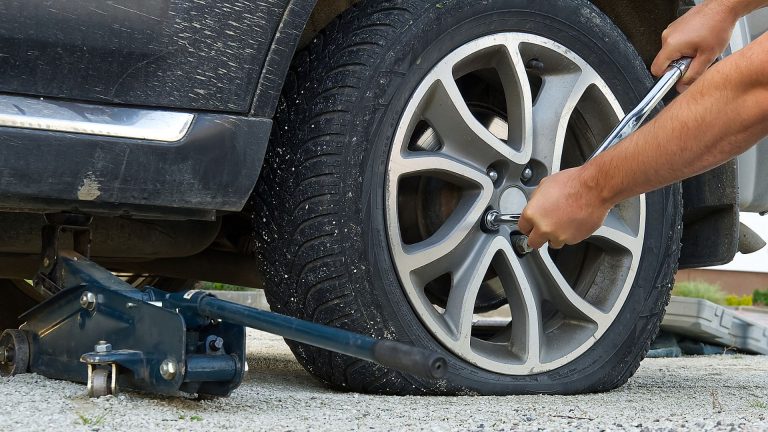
583, 31, 768, 207
719, 0, 768, 18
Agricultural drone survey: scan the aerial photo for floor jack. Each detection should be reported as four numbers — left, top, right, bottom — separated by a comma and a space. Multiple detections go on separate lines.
0, 214, 447, 398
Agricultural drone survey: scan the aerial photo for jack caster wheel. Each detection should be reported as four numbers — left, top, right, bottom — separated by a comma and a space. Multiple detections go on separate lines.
88, 366, 116, 398
0, 329, 30, 377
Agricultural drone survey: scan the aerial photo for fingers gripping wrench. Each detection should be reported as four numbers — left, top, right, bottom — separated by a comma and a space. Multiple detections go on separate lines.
486, 58, 693, 252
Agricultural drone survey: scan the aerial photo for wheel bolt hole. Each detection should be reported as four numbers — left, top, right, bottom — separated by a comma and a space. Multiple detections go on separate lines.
525, 58, 545, 72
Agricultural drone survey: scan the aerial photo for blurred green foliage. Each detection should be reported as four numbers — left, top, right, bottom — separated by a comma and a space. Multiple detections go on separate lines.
198, 281, 253, 292
672, 280, 728, 305
754, 289, 768, 306
673, 281, 758, 307
725, 294, 753, 306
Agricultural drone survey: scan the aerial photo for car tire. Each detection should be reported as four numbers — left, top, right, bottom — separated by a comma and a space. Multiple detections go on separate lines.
255, 0, 682, 395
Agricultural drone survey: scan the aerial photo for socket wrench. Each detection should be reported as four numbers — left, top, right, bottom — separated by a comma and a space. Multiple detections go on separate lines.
484, 58, 692, 249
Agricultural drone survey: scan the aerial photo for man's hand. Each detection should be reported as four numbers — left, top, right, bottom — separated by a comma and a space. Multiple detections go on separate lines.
517, 167, 612, 250
651, 1, 739, 91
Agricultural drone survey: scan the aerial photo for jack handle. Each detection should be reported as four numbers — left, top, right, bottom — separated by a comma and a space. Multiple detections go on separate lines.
178, 292, 448, 381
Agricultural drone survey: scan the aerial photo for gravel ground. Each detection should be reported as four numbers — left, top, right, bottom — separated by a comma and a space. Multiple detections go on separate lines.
2, 330, 768, 432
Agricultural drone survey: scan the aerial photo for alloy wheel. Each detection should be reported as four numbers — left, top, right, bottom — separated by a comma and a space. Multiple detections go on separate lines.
386, 33, 646, 375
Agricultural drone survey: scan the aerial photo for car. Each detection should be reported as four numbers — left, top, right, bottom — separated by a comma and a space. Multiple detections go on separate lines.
1, 0, 766, 396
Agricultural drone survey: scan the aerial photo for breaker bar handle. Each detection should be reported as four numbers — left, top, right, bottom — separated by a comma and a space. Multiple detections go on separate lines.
177, 291, 448, 381
589, 57, 692, 159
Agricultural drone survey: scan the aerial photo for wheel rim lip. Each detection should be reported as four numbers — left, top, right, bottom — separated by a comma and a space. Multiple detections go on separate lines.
384, 32, 646, 375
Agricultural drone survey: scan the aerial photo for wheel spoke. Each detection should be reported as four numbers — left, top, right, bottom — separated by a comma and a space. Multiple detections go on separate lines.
494, 245, 541, 365
417, 53, 531, 167
529, 70, 596, 174
392, 154, 493, 281
496, 40, 533, 162
389, 152, 494, 188
403, 215, 491, 281
443, 236, 506, 342
590, 209, 643, 258
522, 248, 610, 329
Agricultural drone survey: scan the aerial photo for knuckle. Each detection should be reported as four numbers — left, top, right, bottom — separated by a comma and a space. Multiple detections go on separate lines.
521, 207, 536, 221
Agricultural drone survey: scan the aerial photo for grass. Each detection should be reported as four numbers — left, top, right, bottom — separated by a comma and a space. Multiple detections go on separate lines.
197, 281, 254, 292
77, 411, 108, 426
710, 389, 724, 412
750, 400, 768, 409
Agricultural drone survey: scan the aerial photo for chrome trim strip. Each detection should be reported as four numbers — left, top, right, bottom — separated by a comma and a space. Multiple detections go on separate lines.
0, 95, 194, 142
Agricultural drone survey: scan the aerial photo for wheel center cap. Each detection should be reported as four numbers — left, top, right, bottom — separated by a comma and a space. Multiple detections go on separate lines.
499, 187, 527, 215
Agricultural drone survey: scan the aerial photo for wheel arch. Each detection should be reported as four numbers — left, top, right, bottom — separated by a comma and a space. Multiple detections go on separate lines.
294, 0, 686, 67
251, 0, 686, 118
589, 0, 684, 66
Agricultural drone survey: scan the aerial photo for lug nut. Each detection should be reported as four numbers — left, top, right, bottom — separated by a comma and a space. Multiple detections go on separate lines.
80, 291, 97, 311
484, 210, 501, 232
159, 359, 178, 381
521, 166, 533, 182
512, 235, 534, 256
487, 168, 499, 183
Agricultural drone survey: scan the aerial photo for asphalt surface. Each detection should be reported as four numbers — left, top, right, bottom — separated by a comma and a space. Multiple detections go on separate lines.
2, 330, 768, 432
